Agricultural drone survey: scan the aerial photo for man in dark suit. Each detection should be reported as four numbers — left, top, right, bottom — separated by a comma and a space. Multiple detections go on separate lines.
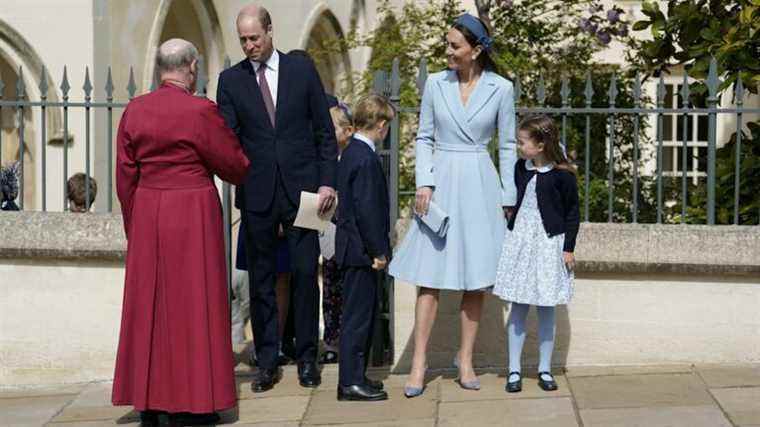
335, 94, 394, 401
216, 4, 337, 392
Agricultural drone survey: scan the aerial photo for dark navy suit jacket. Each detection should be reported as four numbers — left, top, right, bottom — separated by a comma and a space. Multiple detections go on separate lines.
335, 137, 391, 267
216, 51, 338, 212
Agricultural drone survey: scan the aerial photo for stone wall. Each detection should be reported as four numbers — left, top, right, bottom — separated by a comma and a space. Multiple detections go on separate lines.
1, 212, 759, 386
391, 220, 760, 372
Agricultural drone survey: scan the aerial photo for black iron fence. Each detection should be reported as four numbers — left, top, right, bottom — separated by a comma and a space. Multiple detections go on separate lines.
370, 57, 760, 227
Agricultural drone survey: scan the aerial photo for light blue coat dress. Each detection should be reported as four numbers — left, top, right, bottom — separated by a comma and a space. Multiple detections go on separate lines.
388, 69, 517, 291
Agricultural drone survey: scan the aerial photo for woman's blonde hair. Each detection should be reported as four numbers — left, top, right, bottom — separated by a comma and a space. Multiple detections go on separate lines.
518, 114, 576, 175
352, 94, 395, 131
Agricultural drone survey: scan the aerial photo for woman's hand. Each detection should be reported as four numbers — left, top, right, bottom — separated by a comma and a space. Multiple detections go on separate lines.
563, 252, 576, 273
415, 186, 434, 216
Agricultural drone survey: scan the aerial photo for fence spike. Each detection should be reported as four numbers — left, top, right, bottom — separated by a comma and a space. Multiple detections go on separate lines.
390, 57, 401, 98
60, 66, 70, 100
127, 67, 137, 99
608, 73, 618, 107
656, 73, 666, 107
83, 66, 93, 101
16, 66, 26, 99
39, 66, 49, 99
372, 70, 387, 95
224, 55, 231, 69
560, 75, 570, 107
633, 72, 641, 107
514, 75, 521, 102
196, 56, 208, 96
734, 74, 744, 106
105, 67, 114, 101
706, 56, 719, 101
680, 72, 690, 107
416, 58, 428, 96
584, 72, 593, 107
537, 73, 546, 106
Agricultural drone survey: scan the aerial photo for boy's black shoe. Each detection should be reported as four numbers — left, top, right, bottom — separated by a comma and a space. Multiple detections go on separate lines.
337, 384, 388, 401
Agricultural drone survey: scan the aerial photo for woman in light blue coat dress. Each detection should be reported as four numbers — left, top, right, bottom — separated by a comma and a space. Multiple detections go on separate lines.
388, 14, 517, 397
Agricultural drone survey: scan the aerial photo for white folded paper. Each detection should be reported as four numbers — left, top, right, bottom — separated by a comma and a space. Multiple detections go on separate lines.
294, 191, 338, 232
416, 200, 449, 238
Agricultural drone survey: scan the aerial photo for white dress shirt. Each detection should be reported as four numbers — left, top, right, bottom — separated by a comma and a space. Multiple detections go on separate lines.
353, 132, 376, 152
251, 49, 279, 107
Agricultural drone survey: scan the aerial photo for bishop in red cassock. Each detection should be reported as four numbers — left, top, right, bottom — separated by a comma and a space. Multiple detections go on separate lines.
112, 39, 250, 423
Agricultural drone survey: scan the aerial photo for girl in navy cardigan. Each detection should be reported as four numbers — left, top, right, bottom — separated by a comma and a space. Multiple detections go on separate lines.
492, 114, 580, 393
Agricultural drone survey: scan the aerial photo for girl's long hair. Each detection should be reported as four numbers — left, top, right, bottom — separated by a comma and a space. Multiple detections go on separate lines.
518, 114, 576, 175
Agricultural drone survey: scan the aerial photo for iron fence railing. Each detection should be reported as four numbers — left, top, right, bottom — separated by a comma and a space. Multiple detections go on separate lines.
370, 57, 760, 227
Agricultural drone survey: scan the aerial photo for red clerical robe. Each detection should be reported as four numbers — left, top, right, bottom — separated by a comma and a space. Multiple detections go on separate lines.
112, 83, 250, 413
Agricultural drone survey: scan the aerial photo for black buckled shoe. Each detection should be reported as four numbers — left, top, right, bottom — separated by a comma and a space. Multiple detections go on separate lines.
252, 367, 280, 393
298, 361, 322, 388
537, 371, 558, 391
337, 384, 388, 401
505, 371, 522, 393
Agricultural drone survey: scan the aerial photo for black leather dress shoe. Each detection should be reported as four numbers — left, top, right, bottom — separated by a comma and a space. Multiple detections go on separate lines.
505, 371, 522, 393
337, 384, 388, 401
298, 361, 322, 388
252, 367, 280, 393
169, 412, 220, 426
365, 377, 384, 390
538, 372, 558, 391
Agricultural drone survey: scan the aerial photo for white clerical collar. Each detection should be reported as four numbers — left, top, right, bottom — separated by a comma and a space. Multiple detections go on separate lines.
251, 49, 279, 72
354, 133, 376, 152
525, 159, 554, 173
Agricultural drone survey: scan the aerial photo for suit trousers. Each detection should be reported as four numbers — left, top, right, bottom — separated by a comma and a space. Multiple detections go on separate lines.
338, 266, 379, 386
243, 173, 319, 369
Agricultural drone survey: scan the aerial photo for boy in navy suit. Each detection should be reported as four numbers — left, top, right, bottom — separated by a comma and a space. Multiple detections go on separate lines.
335, 94, 395, 401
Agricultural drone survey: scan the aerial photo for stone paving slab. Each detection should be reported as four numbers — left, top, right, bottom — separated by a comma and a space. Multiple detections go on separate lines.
438, 372, 571, 402
569, 373, 714, 410
303, 387, 437, 425
7, 365, 760, 426
50, 405, 136, 424
0, 385, 86, 399
224, 396, 310, 424
710, 387, 760, 426
438, 397, 578, 427
580, 405, 733, 427
0, 394, 77, 427
564, 364, 693, 378
697, 364, 760, 388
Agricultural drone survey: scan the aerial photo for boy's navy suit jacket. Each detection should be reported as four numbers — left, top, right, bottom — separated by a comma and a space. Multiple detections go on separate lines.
335, 137, 391, 267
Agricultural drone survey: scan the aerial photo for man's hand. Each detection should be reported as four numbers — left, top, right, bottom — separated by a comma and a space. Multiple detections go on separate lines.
317, 186, 337, 217
372, 255, 388, 271
415, 186, 433, 216
563, 252, 576, 273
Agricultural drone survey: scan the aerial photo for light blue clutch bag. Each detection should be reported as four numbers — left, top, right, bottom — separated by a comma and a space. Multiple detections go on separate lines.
417, 200, 450, 238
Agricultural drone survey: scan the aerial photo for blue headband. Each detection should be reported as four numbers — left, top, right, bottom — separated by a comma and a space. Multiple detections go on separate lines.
454, 14, 493, 53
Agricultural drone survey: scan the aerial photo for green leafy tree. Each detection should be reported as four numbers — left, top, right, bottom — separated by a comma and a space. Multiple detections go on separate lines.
625, 0, 760, 224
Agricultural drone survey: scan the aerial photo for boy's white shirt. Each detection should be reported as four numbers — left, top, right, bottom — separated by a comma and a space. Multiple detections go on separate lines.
353, 132, 376, 152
